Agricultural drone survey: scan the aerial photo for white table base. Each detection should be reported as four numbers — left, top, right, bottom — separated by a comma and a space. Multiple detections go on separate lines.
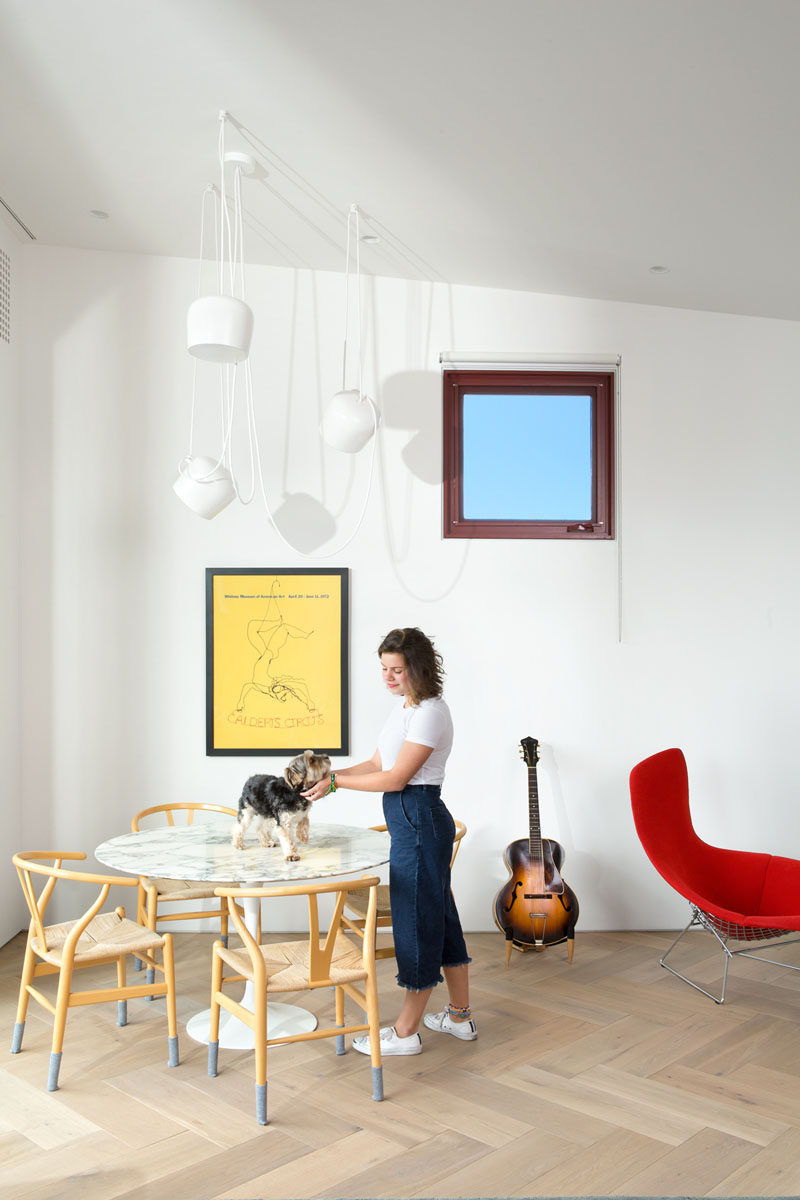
93, 821, 390, 1051
186, 993, 318, 1048
185, 895, 318, 1048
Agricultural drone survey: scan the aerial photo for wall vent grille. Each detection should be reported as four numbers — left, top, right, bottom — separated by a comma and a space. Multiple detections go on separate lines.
0, 250, 9, 343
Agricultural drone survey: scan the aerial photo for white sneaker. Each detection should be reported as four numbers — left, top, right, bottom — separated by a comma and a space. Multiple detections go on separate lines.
423, 1009, 478, 1040
352, 1025, 422, 1056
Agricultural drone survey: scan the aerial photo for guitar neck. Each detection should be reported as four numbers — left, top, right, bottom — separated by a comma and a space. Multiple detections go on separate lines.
527, 763, 545, 891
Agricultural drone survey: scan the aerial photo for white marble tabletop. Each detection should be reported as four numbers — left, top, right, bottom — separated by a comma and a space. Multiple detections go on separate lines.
94, 821, 390, 884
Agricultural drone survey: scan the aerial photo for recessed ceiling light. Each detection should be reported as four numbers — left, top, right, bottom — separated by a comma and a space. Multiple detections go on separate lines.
90, 209, 110, 220
360, 234, 380, 244
649, 264, 669, 273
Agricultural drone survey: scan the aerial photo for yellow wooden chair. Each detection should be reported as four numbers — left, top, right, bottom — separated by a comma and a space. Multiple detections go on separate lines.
11, 851, 179, 1091
131, 802, 238, 982
341, 820, 467, 959
208, 875, 383, 1125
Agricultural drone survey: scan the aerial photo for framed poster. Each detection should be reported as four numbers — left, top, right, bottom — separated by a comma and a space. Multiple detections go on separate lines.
206, 568, 349, 756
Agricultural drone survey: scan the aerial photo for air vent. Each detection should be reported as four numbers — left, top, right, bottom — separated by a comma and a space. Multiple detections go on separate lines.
0, 250, 9, 344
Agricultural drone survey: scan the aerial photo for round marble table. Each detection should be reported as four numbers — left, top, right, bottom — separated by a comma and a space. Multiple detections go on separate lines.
95, 822, 390, 1049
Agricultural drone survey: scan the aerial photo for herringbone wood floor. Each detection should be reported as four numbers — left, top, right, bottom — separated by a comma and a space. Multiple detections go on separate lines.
3, 926, 800, 1199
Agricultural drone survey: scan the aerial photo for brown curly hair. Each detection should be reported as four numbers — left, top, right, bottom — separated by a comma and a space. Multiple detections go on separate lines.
377, 627, 444, 705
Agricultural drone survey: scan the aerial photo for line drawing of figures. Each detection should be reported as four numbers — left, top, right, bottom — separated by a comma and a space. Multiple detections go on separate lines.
236, 580, 316, 712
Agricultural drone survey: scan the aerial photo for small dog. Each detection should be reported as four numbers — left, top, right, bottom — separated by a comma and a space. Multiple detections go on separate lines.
231, 750, 331, 860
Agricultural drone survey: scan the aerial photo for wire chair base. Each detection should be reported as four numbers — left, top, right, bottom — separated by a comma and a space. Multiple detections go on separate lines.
660, 905, 800, 1004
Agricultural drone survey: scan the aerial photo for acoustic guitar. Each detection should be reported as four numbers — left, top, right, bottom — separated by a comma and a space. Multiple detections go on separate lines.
493, 735, 579, 964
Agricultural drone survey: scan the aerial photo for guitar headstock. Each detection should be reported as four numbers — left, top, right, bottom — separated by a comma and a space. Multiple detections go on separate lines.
520, 736, 540, 766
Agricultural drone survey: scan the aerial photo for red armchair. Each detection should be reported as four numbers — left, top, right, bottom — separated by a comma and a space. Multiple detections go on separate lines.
630, 747, 800, 1002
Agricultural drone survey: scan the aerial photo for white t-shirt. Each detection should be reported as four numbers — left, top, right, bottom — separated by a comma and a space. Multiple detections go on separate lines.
377, 696, 454, 785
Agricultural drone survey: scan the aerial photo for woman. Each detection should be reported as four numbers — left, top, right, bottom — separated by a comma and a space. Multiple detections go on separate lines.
302, 627, 475, 1054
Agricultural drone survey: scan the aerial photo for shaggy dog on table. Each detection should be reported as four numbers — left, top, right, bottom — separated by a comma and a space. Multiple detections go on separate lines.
231, 750, 331, 860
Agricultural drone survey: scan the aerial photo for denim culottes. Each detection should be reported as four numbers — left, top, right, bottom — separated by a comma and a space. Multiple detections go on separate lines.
382, 784, 471, 992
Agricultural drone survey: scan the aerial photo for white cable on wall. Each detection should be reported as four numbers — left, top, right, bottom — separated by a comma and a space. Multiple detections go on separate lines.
441, 349, 624, 641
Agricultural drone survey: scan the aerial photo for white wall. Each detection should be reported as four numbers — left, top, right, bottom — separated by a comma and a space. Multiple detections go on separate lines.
16, 243, 800, 933
0, 220, 23, 944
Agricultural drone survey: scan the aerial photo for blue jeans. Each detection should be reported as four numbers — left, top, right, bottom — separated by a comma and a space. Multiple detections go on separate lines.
382, 784, 471, 992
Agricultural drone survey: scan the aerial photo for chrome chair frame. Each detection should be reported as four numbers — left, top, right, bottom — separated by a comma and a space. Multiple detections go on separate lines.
661, 903, 800, 1004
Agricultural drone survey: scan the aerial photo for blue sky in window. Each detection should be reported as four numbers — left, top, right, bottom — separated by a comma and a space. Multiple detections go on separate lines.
462, 393, 592, 520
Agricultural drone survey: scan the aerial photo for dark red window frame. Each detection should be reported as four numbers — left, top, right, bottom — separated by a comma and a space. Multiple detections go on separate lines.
443, 368, 615, 540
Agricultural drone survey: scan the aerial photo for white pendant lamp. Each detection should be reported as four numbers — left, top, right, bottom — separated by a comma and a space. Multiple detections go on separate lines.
320, 205, 380, 453
187, 119, 255, 364
321, 387, 379, 453
173, 455, 236, 520
174, 129, 381, 547
187, 294, 253, 363
176, 114, 260, 518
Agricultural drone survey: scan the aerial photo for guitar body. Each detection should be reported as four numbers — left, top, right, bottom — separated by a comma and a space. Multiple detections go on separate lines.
493, 837, 579, 949
494, 736, 580, 958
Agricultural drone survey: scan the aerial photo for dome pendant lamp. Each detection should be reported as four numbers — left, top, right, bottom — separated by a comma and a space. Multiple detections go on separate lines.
320, 204, 380, 453
173, 453, 235, 520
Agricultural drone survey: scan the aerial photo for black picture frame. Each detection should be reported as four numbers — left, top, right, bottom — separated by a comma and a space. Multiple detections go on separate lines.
205, 567, 349, 756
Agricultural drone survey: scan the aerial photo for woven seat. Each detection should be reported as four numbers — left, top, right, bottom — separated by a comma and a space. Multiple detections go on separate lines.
340, 883, 390, 920
11, 851, 179, 1091
214, 930, 369, 993
140, 876, 234, 904
341, 821, 466, 959
208, 875, 384, 1125
31, 910, 166, 964
630, 748, 800, 1003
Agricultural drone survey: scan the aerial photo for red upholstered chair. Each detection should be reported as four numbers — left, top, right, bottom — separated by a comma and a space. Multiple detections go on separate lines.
630, 747, 800, 1003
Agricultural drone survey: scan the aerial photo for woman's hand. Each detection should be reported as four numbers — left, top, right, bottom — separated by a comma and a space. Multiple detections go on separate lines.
301, 775, 332, 803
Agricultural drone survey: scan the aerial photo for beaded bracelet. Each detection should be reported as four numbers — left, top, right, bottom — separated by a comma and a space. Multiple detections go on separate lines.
328, 772, 337, 794
448, 1003, 471, 1019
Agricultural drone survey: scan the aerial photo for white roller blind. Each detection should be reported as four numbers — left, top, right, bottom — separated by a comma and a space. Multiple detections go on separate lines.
440, 351, 620, 371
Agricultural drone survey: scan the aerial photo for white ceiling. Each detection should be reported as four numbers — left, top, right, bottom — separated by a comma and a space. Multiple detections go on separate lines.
3, 0, 800, 320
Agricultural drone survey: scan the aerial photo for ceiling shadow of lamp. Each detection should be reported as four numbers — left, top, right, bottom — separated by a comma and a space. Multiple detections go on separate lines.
270, 492, 337, 553
320, 204, 380, 454
173, 456, 235, 520
380, 369, 441, 483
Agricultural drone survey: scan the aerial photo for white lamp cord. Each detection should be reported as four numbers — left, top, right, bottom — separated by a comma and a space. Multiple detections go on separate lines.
218, 115, 227, 295
235, 202, 379, 554
235, 199, 378, 554
184, 114, 379, 549
248, 377, 380, 558
341, 204, 367, 404
181, 184, 223, 479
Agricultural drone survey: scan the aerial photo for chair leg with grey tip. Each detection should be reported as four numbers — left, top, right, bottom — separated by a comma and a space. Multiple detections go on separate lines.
256, 1082, 268, 1125
372, 1065, 384, 1101
168, 1035, 180, 1067
334, 986, 346, 1054
47, 1051, 63, 1092
10, 1022, 24, 1054
208, 1040, 219, 1077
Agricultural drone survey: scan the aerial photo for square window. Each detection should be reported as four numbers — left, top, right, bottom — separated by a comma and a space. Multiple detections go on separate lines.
443, 369, 615, 539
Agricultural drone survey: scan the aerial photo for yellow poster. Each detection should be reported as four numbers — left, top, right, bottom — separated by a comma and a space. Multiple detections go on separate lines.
206, 569, 348, 755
